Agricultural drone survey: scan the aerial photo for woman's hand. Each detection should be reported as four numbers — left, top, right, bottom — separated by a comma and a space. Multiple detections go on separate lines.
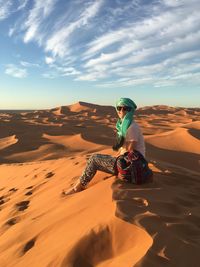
126, 141, 137, 152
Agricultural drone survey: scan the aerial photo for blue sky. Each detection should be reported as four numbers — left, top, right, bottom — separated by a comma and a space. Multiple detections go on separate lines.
0, 0, 200, 109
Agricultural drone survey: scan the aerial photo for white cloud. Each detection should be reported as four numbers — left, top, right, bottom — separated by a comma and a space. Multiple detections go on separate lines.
162, 0, 199, 7
106, 29, 200, 70
45, 56, 55, 64
23, 0, 58, 43
42, 65, 80, 79
45, 0, 104, 57
162, 0, 182, 7
17, 0, 28, 11
20, 61, 39, 67
55, 66, 81, 76
0, 0, 28, 22
5, 64, 27, 78
4, 0, 200, 87
85, 42, 139, 68
75, 71, 107, 81
83, 29, 128, 59
0, 1, 12, 21
171, 72, 200, 81
84, 8, 200, 63
96, 77, 153, 88
79, 4, 200, 85
154, 80, 176, 87
83, 12, 177, 59
8, 27, 15, 37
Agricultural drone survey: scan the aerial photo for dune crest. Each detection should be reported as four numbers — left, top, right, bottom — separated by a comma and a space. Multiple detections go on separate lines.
0, 135, 18, 150
66, 218, 152, 267
50, 106, 70, 116
42, 133, 104, 152
5, 144, 67, 162
183, 121, 200, 130
68, 101, 99, 112
145, 127, 200, 154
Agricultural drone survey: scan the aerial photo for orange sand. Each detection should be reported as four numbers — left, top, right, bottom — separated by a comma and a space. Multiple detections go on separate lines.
0, 102, 199, 267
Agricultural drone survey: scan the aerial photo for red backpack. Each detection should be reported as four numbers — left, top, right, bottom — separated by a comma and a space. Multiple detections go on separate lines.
116, 150, 153, 184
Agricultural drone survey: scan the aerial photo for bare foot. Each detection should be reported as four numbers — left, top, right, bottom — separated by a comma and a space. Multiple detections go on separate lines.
61, 181, 85, 197
61, 187, 76, 197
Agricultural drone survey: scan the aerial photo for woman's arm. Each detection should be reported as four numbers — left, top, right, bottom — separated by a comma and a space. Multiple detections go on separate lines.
116, 141, 137, 156
126, 140, 137, 152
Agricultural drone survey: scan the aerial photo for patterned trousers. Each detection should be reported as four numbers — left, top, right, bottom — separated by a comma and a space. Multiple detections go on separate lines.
80, 154, 117, 187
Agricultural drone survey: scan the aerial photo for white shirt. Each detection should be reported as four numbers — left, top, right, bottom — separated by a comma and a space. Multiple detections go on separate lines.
119, 121, 145, 156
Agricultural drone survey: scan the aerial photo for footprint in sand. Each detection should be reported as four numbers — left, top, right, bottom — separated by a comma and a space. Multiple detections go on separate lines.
9, 188, 18, 193
25, 191, 33, 196
22, 237, 37, 255
0, 216, 20, 235
15, 200, 30, 211
24, 182, 48, 195
0, 195, 10, 206
45, 172, 55, 179
5, 216, 20, 226
0, 196, 5, 205
26, 186, 33, 190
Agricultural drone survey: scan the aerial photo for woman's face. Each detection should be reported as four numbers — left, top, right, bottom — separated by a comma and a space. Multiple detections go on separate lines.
116, 106, 131, 119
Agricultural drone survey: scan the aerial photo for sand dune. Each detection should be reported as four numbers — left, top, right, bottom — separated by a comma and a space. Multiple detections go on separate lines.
183, 121, 200, 130
68, 101, 96, 112
174, 109, 188, 116
4, 144, 68, 162
0, 135, 18, 150
0, 160, 152, 267
51, 106, 69, 115
145, 127, 200, 154
0, 102, 200, 266
43, 133, 106, 152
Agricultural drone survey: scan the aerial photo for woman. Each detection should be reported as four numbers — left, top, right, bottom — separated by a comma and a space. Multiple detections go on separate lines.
62, 97, 145, 196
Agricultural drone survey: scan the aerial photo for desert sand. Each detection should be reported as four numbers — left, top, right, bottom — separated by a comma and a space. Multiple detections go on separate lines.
0, 101, 200, 267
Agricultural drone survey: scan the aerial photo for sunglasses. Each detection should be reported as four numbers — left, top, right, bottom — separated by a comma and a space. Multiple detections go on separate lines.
117, 106, 132, 112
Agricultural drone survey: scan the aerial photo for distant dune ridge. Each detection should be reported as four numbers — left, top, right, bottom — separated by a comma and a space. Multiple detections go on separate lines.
0, 102, 200, 267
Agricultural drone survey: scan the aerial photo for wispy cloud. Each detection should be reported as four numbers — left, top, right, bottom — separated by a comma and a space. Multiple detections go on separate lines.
20, 61, 39, 67
45, 0, 104, 57
23, 0, 58, 43
5, 64, 27, 78
45, 56, 55, 65
0, 0, 28, 21
3, 0, 200, 87
17, 0, 28, 11
162, 0, 199, 7
79, 2, 200, 84
75, 71, 107, 81
0, 1, 12, 21
42, 64, 80, 79
54, 66, 81, 76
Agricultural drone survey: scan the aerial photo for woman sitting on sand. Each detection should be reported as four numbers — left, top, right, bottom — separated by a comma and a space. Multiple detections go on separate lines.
62, 97, 145, 196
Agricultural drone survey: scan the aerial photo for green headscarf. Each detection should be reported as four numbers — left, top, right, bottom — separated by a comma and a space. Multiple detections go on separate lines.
116, 98, 137, 138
